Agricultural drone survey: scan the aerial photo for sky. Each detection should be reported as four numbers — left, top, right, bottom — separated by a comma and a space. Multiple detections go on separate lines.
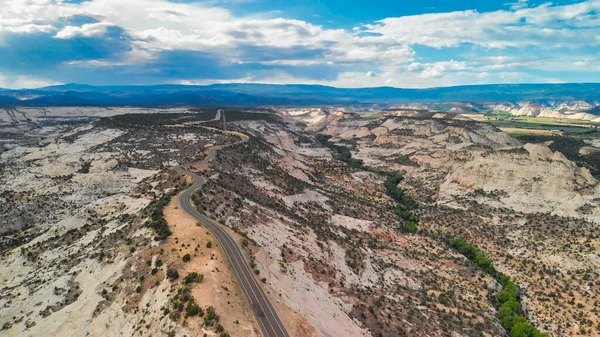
1, 0, 600, 89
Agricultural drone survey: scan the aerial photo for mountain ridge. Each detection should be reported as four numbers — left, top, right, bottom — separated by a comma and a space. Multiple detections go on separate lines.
0, 82, 599, 108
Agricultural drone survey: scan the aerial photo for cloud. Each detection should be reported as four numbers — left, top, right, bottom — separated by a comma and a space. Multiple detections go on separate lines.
505, 0, 529, 11
0, 0, 600, 88
361, 1, 600, 49
55, 22, 115, 39
418, 61, 469, 79
0, 28, 131, 71
0, 73, 60, 89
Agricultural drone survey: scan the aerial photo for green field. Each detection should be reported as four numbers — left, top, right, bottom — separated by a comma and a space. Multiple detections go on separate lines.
475, 114, 600, 177
489, 120, 594, 133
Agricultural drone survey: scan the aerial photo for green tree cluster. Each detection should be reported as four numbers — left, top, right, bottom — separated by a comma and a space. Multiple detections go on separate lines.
442, 234, 549, 337
336, 145, 364, 168
496, 279, 549, 337
143, 194, 173, 240
385, 173, 418, 233
184, 272, 204, 284
447, 236, 496, 275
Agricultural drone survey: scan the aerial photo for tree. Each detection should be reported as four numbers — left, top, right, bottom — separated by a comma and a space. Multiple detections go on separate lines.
184, 272, 204, 284
186, 302, 200, 317
406, 222, 418, 233
182, 254, 191, 262
167, 268, 179, 280
206, 306, 216, 320
206, 241, 212, 248
511, 322, 544, 337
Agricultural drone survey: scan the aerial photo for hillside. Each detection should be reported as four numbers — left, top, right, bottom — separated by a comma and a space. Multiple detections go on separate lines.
0, 83, 600, 108
1, 107, 599, 337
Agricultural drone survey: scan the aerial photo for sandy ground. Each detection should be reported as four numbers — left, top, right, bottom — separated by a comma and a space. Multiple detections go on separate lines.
163, 194, 259, 337
165, 187, 319, 337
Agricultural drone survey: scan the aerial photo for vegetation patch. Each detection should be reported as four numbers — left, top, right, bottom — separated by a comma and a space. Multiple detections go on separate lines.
143, 194, 173, 241
183, 272, 204, 284
316, 134, 388, 174
440, 233, 549, 337
384, 172, 419, 233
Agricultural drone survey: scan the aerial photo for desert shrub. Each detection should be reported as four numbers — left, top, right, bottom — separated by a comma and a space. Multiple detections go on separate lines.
143, 194, 173, 240
205, 306, 217, 323
169, 311, 180, 321
185, 302, 200, 317
167, 268, 179, 280
184, 272, 204, 284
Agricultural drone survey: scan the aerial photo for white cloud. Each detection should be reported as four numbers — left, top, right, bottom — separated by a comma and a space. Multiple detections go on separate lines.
421, 61, 467, 79
362, 1, 600, 49
3, 24, 56, 35
1, 0, 600, 87
402, 60, 469, 79
0, 0, 416, 66
55, 22, 114, 39
506, 0, 529, 11
474, 54, 600, 72
0, 73, 60, 89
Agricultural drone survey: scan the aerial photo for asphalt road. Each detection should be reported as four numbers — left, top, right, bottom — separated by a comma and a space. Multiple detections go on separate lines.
175, 142, 290, 337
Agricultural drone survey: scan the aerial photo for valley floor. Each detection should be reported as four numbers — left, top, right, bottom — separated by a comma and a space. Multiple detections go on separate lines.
1, 107, 599, 337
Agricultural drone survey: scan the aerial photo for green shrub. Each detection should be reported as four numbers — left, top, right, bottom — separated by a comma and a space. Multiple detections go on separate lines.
169, 311, 180, 321
182, 254, 191, 262
185, 302, 200, 317
184, 272, 204, 284
205, 306, 217, 321
206, 241, 212, 249
166, 268, 179, 280
143, 195, 173, 241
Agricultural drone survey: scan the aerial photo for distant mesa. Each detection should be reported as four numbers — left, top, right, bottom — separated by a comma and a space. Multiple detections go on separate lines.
0, 83, 599, 107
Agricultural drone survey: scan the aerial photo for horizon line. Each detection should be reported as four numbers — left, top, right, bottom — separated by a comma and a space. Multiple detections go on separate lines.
3, 81, 600, 91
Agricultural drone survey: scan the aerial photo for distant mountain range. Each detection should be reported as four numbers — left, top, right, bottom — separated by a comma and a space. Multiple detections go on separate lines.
0, 83, 599, 110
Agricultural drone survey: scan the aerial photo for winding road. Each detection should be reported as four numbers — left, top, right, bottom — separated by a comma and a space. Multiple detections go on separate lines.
174, 113, 290, 337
